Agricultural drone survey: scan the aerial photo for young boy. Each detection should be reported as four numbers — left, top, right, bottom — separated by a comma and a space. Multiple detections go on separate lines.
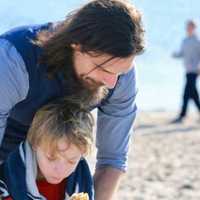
0, 99, 94, 200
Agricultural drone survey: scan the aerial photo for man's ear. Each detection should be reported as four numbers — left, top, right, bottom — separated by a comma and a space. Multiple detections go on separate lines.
71, 43, 82, 51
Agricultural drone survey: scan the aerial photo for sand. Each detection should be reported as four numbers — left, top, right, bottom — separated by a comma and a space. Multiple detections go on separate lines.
88, 111, 200, 200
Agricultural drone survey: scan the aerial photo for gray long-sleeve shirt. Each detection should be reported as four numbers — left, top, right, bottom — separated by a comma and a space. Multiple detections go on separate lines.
0, 38, 137, 171
0, 39, 29, 144
173, 35, 200, 73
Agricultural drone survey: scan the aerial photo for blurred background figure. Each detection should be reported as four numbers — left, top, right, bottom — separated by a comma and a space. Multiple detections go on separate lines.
172, 20, 200, 123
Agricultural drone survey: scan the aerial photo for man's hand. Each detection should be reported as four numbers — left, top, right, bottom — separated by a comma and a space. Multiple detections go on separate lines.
94, 166, 124, 200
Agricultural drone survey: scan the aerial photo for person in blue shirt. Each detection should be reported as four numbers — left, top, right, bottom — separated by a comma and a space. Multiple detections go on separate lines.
0, 0, 144, 199
172, 20, 200, 123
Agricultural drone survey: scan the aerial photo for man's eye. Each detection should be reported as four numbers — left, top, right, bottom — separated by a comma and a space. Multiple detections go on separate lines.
101, 68, 119, 75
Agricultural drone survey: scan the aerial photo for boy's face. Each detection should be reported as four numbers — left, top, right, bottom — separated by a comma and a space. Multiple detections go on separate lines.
35, 139, 82, 184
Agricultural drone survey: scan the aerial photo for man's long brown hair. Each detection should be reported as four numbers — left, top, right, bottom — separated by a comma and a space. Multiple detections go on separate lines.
35, 0, 144, 79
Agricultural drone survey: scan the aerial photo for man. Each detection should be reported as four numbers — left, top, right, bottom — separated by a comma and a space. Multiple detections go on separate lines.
172, 20, 200, 123
0, 0, 144, 199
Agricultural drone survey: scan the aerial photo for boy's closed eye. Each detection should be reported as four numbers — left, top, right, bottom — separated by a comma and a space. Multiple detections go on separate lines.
68, 159, 78, 165
46, 154, 80, 165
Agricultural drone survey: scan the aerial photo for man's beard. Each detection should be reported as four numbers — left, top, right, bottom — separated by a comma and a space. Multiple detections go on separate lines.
62, 66, 109, 109
78, 76, 109, 108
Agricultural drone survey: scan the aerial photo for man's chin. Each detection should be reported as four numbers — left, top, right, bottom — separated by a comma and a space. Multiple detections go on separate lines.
87, 86, 109, 107
71, 76, 109, 107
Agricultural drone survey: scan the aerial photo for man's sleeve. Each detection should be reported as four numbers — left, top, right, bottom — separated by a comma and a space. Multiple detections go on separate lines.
96, 67, 137, 171
0, 39, 29, 145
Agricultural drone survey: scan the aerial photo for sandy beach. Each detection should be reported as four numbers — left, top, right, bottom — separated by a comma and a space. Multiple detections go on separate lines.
88, 111, 200, 200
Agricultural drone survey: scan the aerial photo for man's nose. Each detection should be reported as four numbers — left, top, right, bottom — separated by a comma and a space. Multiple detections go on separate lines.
103, 74, 118, 89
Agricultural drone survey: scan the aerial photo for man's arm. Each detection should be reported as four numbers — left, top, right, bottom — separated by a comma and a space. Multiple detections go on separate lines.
0, 39, 29, 145
95, 67, 137, 200
94, 167, 124, 200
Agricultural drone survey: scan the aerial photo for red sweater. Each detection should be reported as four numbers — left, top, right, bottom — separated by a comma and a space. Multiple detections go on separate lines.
37, 179, 66, 200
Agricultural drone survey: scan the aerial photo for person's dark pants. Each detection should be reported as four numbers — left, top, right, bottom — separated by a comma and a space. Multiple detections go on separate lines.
179, 72, 200, 118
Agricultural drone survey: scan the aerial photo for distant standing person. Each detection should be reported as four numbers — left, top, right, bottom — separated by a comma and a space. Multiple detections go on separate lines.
172, 20, 200, 122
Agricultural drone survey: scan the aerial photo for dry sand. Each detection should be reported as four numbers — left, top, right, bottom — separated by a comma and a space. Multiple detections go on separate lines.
88, 111, 200, 200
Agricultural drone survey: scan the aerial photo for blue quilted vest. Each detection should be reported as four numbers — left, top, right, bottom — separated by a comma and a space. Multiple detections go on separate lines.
0, 24, 114, 160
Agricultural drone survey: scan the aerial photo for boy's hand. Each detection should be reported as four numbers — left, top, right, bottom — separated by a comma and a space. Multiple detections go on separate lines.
69, 192, 89, 200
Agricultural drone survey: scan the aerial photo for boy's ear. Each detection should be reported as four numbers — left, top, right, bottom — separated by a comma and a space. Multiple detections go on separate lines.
31, 144, 37, 151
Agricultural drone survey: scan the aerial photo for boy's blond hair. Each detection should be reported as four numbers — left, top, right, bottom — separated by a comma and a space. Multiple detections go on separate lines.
27, 98, 94, 156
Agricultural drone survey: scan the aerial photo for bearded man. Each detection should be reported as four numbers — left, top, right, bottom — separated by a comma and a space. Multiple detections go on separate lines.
0, 0, 144, 199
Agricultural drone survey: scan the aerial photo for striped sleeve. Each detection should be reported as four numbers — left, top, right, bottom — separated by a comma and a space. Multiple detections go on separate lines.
0, 39, 29, 145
